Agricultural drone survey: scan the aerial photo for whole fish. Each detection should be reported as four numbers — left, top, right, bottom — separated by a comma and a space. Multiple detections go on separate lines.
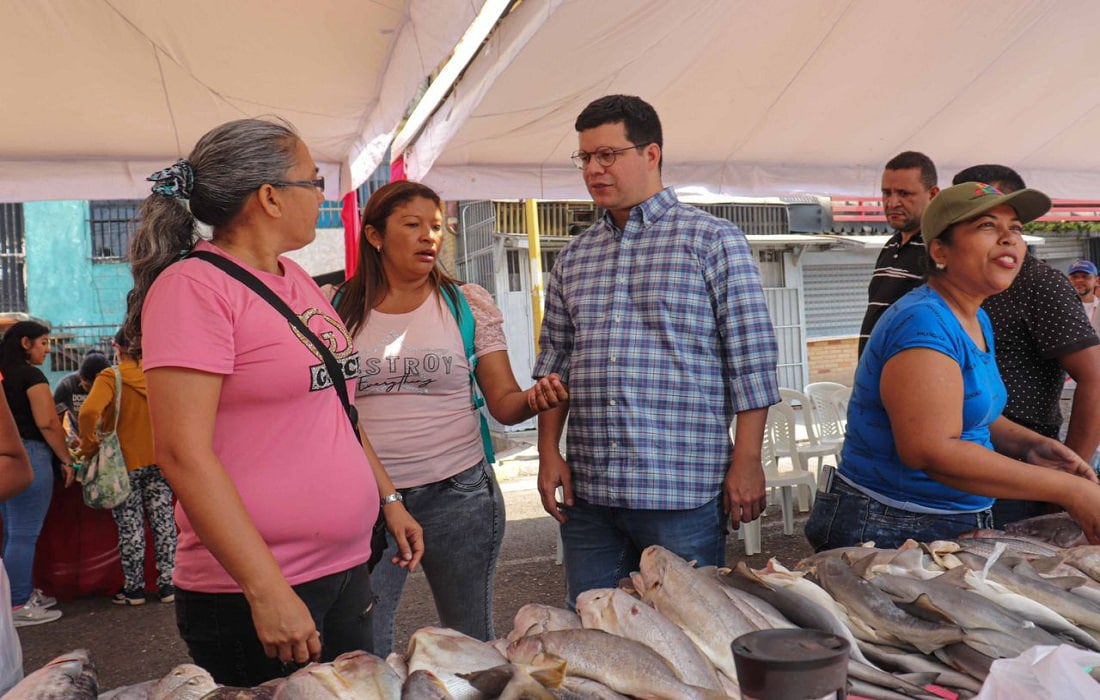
720, 564, 940, 698
1003, 511, 1087, 548
869, 572, 1065, 653
954, 531, 1061, 559
813, 557, 965, 654
3, 649, 97, 700
858, 641, 983, 695
752, 559, 890, 646
703, 569, 795, 630
934, 564, 1100, 652
633, 545, 756, 681
956, 551, 1100, 631
405, 627, 507, 700
721, 562, 872, 665
575, 588, 723, 692
274, 650, 402, 699
506, 629, 726, 700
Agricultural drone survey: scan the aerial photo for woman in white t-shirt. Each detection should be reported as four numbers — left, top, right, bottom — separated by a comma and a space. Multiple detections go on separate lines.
123, 119, 420, 686
334, 181, 567, 655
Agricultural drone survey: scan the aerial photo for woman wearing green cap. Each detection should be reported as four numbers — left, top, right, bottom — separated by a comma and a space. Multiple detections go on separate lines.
806, 181, 1100, 550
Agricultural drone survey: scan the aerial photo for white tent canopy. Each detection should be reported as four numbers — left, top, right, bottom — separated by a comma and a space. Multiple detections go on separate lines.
0, 0, 486, 203
399, 0, 1100, 200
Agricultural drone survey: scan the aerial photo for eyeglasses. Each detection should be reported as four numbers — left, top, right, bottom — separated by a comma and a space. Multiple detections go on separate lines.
270, 176, 325, 191
570, 143, 651, 169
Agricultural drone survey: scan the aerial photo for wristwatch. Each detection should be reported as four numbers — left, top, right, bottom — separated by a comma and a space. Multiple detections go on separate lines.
380, 492, 404, 506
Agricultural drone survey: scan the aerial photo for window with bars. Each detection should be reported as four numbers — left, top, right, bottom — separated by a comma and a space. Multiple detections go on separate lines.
89, 199, 142, 261
0, 204, 26, 312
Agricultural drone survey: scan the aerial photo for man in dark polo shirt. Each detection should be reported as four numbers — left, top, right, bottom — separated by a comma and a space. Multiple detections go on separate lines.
858, 151, 940, 356
956, 164, 1100, 525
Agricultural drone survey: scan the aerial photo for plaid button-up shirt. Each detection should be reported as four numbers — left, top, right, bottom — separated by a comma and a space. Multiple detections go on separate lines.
533, 188, 779, 509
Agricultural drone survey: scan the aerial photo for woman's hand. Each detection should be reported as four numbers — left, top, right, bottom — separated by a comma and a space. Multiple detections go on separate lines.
1024, 439, 1098, 482
59, 461, 76, 488
382, 503, 424, 572
247, 584, 322, 665
526, 374, 568, 415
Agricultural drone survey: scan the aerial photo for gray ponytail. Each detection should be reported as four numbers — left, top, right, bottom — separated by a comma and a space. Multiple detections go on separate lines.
123, 117, 300, 353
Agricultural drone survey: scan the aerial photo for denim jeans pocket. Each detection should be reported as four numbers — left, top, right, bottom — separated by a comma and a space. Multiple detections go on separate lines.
447, 460, 490, 493
804, 490, 840, 551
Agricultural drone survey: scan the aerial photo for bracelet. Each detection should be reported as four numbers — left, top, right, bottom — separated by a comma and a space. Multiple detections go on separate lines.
380, 492, 404, 506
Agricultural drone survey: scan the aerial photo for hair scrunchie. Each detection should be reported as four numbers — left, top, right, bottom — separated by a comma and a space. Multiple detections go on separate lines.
147, 159, 195, 199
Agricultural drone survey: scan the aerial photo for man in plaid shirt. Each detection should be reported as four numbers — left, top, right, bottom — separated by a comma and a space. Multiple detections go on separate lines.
533, 95, 780, 606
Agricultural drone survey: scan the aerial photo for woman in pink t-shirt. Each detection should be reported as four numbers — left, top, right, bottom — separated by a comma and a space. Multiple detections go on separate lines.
121, 119, 422, 686
334, 181, 567, 655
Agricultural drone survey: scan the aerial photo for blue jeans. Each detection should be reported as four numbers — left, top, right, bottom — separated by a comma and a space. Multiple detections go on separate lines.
805, 477, 994, 552
0, 439, 54, 606
174, 561, 373, 686
559, 496, 726, 609
369, 459, 504, 656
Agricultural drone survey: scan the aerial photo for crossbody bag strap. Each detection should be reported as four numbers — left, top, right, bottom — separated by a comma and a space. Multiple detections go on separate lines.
187, 250, 361, 443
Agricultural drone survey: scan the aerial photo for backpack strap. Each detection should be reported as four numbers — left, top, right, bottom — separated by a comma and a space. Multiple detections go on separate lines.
440, 284, 496, 464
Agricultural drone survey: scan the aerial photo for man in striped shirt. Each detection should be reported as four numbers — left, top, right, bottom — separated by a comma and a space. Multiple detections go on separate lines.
532, 95, 780, 606
857, 151, 940, 357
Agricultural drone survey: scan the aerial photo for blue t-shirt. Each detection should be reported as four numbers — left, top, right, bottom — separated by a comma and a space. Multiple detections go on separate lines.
842, 285, 1004, 512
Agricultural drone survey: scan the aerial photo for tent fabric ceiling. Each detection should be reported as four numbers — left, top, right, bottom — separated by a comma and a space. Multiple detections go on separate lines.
401, 0, 1100, 201
0, 0, 485, 203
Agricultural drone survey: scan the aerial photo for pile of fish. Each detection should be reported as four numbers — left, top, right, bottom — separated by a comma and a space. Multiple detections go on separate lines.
10, 513, 1100, 699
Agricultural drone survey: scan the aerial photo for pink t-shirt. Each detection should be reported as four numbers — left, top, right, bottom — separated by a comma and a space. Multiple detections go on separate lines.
142, 240, 378, 592
353, 285, 506, 487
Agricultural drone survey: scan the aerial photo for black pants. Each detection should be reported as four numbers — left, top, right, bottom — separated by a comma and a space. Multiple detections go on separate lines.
175, 561, 374, 686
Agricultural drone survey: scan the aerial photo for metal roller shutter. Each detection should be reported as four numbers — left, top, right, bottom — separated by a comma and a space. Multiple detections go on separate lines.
1034, 237, 1088, 263
804, 263, 873, 339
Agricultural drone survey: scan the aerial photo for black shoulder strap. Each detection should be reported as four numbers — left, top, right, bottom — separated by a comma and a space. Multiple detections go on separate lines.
187, 250, 361, 443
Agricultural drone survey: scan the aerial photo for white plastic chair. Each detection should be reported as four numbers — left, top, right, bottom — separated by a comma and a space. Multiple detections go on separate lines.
804, 382, 849, 448
776, 388, 841, 480
765, 401, 821, 513
729, 406, 817, 555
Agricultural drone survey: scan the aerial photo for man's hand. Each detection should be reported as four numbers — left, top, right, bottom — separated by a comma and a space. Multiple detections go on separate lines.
723, 455, 767, 529
538, 452, 573, 524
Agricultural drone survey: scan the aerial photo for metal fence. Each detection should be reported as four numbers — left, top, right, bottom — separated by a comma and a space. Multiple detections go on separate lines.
49, 324, 116, 374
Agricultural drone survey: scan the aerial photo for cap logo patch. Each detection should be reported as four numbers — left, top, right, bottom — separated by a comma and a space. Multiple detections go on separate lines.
973, 183, 1002, 197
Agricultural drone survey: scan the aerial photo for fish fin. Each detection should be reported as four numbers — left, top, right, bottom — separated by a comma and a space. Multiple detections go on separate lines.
848, 553, 876, 580
529, 659, 567, 689
934, 565, 969, 587
1042, 574, 1090, 590
1029, 555, 1066, 575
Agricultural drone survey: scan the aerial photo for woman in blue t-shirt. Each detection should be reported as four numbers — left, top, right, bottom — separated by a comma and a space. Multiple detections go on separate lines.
806, 182, 1100, 550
